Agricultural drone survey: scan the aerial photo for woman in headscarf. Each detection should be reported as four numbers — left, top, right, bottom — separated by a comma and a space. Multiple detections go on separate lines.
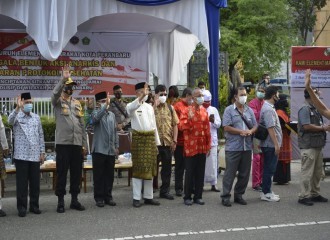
274, 94, 292, 184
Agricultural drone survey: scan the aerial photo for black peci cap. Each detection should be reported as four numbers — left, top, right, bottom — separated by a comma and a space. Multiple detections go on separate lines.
21, 92, 31, 100
95, 91, 107, 101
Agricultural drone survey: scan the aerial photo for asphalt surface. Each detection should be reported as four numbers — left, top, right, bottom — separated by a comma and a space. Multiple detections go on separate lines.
1, 160, 330, 240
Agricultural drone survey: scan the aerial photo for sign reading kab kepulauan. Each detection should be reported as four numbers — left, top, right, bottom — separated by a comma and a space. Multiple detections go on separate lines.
291, 46, 330, 88
0, 32, 148, 97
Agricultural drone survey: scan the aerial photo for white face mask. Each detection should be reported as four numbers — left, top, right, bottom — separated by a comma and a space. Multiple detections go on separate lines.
159, 96, 167, 104
142, 95, 148, 102
196, 96, 204, 105
238, 96, 247, 105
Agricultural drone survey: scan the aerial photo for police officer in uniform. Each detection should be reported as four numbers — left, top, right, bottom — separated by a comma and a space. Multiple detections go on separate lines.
51, 65, 87, 213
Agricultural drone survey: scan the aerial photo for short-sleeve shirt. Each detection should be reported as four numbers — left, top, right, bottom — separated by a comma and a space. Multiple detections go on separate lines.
222, 103, 257, 151
260, 101, 282, 148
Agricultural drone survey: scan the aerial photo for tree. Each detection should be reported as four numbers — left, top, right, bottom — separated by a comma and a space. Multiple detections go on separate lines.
220, 0, 299, 82
288, 0, 327, 44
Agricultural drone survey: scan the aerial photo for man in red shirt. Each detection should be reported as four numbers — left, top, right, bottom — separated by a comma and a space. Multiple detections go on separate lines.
179, 88, 211, 205
173, 88, 193, 197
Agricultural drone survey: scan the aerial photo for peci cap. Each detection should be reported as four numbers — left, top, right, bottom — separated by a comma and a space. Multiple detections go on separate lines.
65, 77, 77, 85
135, 82, 147, 90
95, 91, 107, 102
21, 92, 31, 100
203, 90, 212, 102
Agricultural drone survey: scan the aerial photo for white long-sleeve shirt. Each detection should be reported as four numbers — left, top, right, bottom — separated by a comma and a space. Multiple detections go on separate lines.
206, 106, 221, 146
126, 98, 160, 145
0, 115, 8, 150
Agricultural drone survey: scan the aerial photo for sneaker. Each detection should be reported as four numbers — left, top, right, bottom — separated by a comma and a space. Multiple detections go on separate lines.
271, 192, 280, 198
261, 192, 280, 202
253, 186, 262, 192
311, 195, 328, 202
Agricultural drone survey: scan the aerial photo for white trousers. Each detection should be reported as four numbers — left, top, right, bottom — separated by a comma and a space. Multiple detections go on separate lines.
132, 178, 153, 200
204, 146, 218, 185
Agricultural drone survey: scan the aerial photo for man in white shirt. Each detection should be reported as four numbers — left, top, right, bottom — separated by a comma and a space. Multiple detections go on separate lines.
0, 115, 9, 217
126, 82, 161, 208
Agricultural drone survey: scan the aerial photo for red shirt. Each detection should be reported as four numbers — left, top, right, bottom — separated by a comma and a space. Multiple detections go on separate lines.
178, 105, 211, 157
173, 100, 189, 146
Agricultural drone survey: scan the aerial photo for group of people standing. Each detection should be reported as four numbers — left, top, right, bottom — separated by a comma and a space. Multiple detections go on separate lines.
0, 68, 328, 217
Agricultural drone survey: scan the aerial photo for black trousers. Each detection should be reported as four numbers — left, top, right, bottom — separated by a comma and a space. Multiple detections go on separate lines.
55, 144, 83, 198
15, 160, 40, 211
183, 153, 206, 200
157, 146, 172, 194
174, 145, 185, 192
92, 152, 115, 201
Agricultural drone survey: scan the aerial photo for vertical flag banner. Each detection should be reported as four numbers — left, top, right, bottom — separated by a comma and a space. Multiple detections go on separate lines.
0, 32, 148, 97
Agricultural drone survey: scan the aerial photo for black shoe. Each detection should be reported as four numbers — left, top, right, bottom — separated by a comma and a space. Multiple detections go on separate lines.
211, 186, 221, 192
144, 199, 160, 206
160, 193, 174, 200
105, 199, 116, 206
57, 198, 65, 213
311, 195, 328, 202
176, 190, 183, 197
193, 199, 205, 205
29, 207, 42, 214
0, 209, 6, 217
133, 199, 141, 208
18, 210, 26, 217
234, 197, 247, 205
298, 198, 314, 206
96, 200, 104, 208
222, 199, 232, 207
184, 199, 193, 206
70, 200, 85, 211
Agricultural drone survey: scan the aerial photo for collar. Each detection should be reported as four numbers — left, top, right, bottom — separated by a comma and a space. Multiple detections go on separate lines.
233, 103, 246, 110
265, 100, 274, 108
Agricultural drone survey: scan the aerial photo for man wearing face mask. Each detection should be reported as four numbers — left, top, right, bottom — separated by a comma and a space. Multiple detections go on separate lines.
91, 91, 119, 207
202, 90, 221, 192
221, 87, 257, 207
8, 92, 45, 217
153, 85, 179, 200
297, 87, 330, 206
179, 88, 211, 206
109, 85, 130, 131
51, 65, 87, 213
173, 88, 193, 197
248, 86, 265, 191
259, 85, 282, 202
126, 82, 161, 208
197, 81, 206, 91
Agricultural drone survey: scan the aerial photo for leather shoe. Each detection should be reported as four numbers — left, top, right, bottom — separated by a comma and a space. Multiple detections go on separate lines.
57, 198, 65, 213
0, 209, 6, 217
105, 199, 116, 206
298, 198, 314, 206
160, 193, 174, 200
144, 199, 160, 206
184, 199, 193, 206
133, 199, 141, 208
311, 195, 328, 202
193, 199, 205, 205
222, 199, 232, 207
18, 210, 26, 217
234, 197, 247, 205
29, 207, 42, 214
176, 190, 183, 197
70, 200, 85, 211
96, 200, 105, 208
211, 185, 220, 192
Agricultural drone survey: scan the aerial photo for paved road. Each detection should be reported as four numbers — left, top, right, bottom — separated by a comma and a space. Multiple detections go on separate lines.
1, 160, 330, 240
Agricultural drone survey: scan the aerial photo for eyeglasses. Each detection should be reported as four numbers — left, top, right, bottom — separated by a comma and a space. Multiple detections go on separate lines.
159, 93, 167, 97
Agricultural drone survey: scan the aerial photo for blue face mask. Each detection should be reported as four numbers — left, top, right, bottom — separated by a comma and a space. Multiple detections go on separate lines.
24, 103, 33, 113
196, 97, 204, 105
256, 91, 265, 99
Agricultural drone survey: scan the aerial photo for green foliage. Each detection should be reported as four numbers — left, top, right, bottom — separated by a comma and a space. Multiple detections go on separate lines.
288, 0, 327, 44
40, 116, 56, 142
220, 0, 299, 80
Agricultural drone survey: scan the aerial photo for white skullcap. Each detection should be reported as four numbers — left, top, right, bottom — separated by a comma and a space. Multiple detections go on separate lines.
203, 90, 212, 101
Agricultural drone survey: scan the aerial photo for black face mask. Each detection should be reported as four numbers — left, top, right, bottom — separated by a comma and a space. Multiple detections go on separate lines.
115, 92, 122, 99
63, 86, 73, 96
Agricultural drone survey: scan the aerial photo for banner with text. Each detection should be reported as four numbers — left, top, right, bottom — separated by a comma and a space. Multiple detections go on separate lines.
0, 32, 148, 97
291, 46, 330, 88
